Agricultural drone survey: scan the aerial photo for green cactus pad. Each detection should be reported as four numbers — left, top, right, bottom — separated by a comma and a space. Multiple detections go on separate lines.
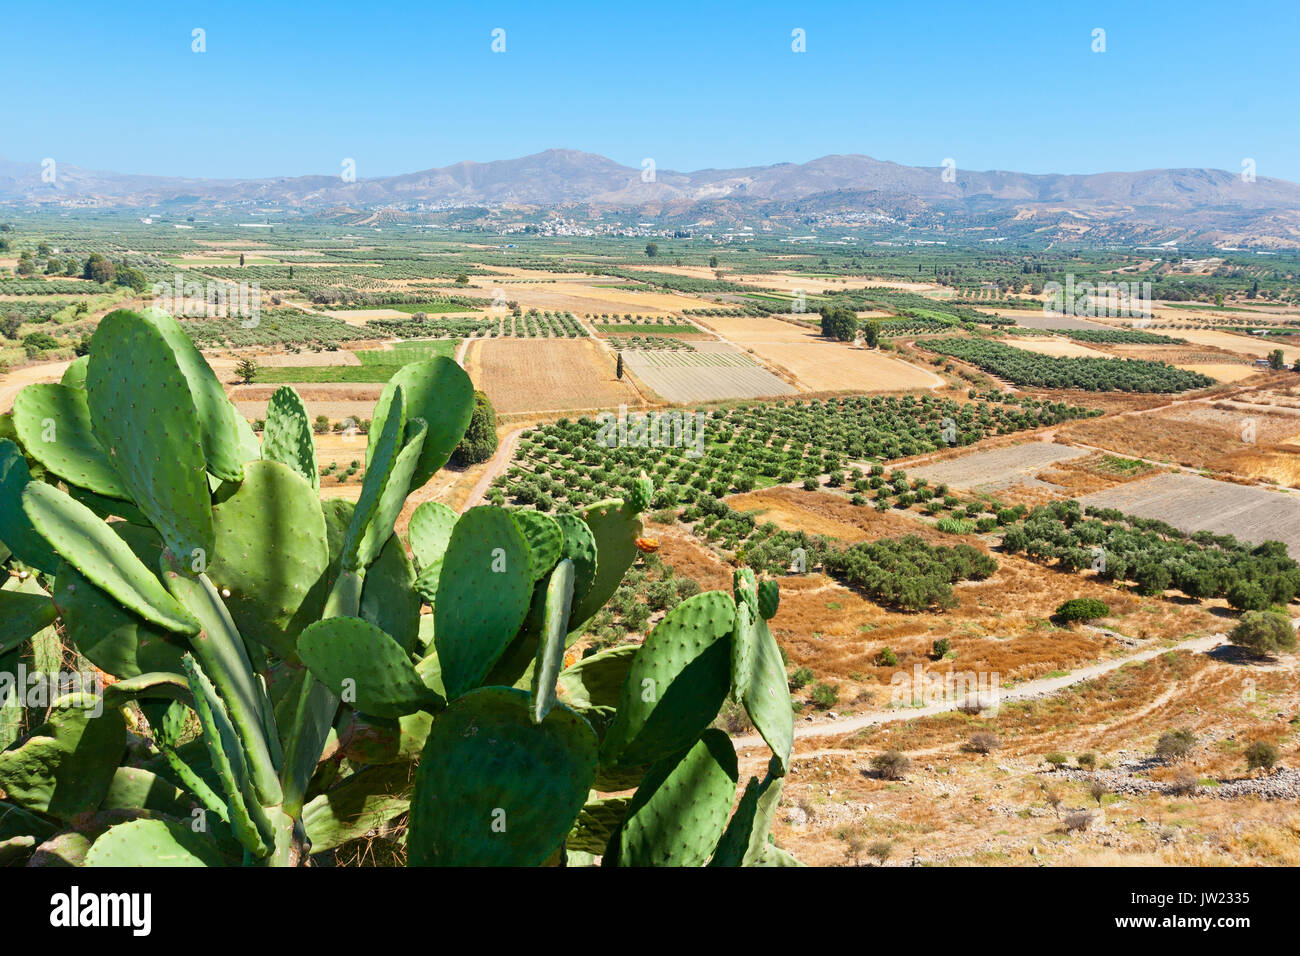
85, 818, 226, 867
741, 618, 793, 775
260, 386, 319, 492
757, 579, 779, 620
570, 498, 642, 627
68, 484, 151, 527
408, 500, 457, 571
52, 564, 189, 678
60, 356, 89, 389
100, 767, 194, 817
0, 439, 60, 573
368, 356, 475, 491
356, 417, 427, 569
408, 686, 597, 866
553, 512, 598, 609
85, 309, 214, 560
433, 506, 534, 700
609, 729, 738, 867
143, 308, 249, 483
0, 587, 57, 656
298, 617, 440, 719
206, 459, 330, 658
708, 761, 785, 867
733, 567, 759, 619
628, 473, 653, 513
567, 794, 631, 855
23, 482, 199, 635
360, 532, 421, 654
512, 509, 564, 583
303, 761, 416, 854
0, 693, 127, 821
336, 709, 432, 764
530, 558, 575, 724
556, 643, 637, 711
729, 600, 757, 705
599, 590, 735, 768
12, 383, 129, 499
340, 386, 405, 571
182, 653, 272, 857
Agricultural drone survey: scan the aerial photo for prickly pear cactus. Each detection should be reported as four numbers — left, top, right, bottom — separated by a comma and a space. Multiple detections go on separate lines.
0, 309, 799, 868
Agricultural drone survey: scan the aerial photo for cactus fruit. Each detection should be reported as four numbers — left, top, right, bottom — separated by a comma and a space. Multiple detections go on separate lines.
627, 472, 653, 514
408, 686, 597, 866
607, 729, 738, 867
85, 310, 215, 561
600, 591, 735, 768
757, 579, 780, 620
261, 386, 319, 492
433, 507, 533, 700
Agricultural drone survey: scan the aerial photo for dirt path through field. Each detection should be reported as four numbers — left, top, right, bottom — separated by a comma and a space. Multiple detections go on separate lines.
461, 426, 527, 509
732, 632, 1225, 751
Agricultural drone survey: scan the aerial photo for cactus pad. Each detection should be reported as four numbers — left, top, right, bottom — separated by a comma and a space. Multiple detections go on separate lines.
600, 590, 735, 768
609, 729, 738, 867
356, 417, 427, 570
408, 500, 457, 571
206, 459, 329, 658
570, 498, 642, 627
729, 600, 757, 705
260, 386, 319, 492
708, 761, 785, 867
553, 512, 598, 610
530, 558, 575, 724
0, 439, 59, 573
368, 356, 475, 490
360, 532, 421, 654
12, 383, 129, 499
512, 509, 564, 583
340, 386, 405, 571
408, 686, 597, 866
297, 616, 440, 719
555, 643, 637, 711
433, 506, 533, 700
23, 482, 199, 635
85, 309, 214, 560
741, 618, 793, 775
85, 818, 226, 867
757, 579, 779, 620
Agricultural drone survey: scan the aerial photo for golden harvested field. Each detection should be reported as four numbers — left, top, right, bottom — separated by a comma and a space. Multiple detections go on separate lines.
693, 315, 942, 391
1171, 329, 1300, 364
464, 337, 646, 414
621, 264, 928, 294
998, 337, 1111, 359
1174, 363, 1265, 383
464, 275, 701, 315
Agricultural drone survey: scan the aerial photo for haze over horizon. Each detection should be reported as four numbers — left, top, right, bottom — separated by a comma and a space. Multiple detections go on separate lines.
4, 0, 1299, 181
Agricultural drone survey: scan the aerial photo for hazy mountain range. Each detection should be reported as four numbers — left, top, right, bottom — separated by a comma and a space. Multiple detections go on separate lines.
3, 149, 1298, 247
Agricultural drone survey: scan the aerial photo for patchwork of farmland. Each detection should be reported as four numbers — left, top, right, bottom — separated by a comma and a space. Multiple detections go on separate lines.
466, 337, 644, 414
621, 347, 795, 401
1079, 472, 1300, 556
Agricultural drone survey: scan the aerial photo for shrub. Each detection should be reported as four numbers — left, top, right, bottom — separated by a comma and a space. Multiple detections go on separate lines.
966, 732, 1000, 754
875, 646, 899, 667
1054, 598, 1110, 624
871, 750, 910, 780
1229, 610, 1296, 657
788, 666, 814, 690
1063, 810, 1096, 833
867, 840, 893, 866
931, 637, 951, 660
1044, 752, 1069, 767
810, 682, 839, 710
452, 389, 498, 466
1244, 740, 1279, 771
1168, 770, 1199, 795
1155, 728, 1197, 761
1076, 752, 1097, 770
1088, 780, 1107, 806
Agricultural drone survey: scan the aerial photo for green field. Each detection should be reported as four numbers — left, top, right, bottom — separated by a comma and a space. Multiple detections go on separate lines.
251, 365, 403, 384
354, 340, 458, 364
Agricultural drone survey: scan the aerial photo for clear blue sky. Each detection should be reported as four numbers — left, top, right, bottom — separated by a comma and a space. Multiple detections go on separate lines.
5, 0, 1299, 181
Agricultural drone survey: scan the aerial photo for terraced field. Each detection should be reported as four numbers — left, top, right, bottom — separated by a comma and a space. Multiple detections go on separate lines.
621, 347, 796, 401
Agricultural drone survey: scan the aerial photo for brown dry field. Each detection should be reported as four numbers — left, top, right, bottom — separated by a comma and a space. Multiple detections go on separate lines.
464, 337, 647, 415
768, 649, 1300, 866
1059, 403, 1300, 484
693, 315, 942, 391
620, 264, 929, 294
1167, 328, 1300, 364
1176, 364, 1266, 383
463, 274, 701, 315
999, 337, 1112, 359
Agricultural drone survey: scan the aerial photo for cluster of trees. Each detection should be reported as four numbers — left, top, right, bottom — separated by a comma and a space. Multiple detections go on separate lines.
1063, 328, 1184, 345
821, 536, 998, 611
1001, 500, 1300, 609
452, 390, 498, 466
921, 337, 1215, 393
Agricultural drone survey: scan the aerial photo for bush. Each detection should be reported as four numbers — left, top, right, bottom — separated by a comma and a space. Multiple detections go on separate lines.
875, 647, 899, 667
965, 732, 1000, 754
1063, 810, 1096, 833
1229, 610, 1296, 657
810, 682, 839, 709
1054, 598, 1110, 624
1155, 728, 1197, 761
871, 750, 910, 780
452, 389, 498, 466
788, 666, 814, 690
931, 637, 951, 660
1076, 752, 1097, 769
1044, 752, 1069, 767
1244, 740, 1279, 771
